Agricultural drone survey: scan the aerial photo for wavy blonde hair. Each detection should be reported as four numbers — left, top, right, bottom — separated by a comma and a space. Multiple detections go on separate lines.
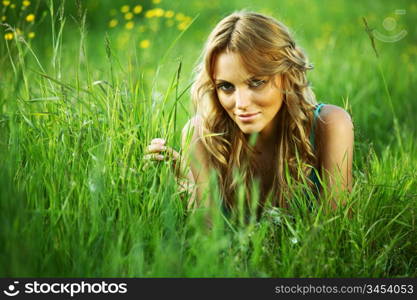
190, 10, 319, 210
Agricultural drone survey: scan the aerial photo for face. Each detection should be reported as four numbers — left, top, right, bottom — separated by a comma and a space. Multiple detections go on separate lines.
213, 51, 284, 140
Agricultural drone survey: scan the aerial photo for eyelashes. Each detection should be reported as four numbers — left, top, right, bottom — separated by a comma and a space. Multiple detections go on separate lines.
216, 79, 268, 92
216, 82, 234, 92
250, 79, 267, 87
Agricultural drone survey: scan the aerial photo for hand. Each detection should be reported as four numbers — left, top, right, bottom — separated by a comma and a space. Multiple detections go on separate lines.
144, 138, 196, 204
143, 138, 181, 173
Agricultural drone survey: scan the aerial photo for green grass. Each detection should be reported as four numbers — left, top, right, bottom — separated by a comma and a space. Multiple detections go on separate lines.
0, 0, 416, 277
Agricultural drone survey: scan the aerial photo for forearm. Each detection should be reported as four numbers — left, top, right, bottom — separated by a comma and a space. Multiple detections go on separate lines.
176, 167, 214, 229
176, 169, 197, 209
322, 173, 353, 218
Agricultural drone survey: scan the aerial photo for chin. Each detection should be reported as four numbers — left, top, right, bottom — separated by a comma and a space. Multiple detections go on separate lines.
237, 124, 262, 134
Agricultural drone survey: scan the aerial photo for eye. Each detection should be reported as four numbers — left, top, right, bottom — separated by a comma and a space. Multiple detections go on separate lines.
216, 82, 234, 92
249, 79, 267, 88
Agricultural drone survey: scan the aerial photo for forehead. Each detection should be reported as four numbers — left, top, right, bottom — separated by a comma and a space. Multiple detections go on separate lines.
213, 51, 252, 82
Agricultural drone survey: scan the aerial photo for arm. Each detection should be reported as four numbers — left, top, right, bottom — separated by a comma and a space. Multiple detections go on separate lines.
144, 117, 211, 210
317, 105, 354, 212
178, 115, 211, 210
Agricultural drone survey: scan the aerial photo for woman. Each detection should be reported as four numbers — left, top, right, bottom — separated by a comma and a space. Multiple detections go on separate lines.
145, 11, 354, 216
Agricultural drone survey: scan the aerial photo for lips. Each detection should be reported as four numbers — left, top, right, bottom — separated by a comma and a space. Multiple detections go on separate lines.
238, 113, 258, 117
237, 112, 259, 122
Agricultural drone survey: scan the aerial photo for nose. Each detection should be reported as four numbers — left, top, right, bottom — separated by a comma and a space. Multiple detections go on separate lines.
235, 88, 251, 110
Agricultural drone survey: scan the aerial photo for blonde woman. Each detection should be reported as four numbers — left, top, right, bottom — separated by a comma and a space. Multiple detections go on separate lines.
145, 11, 354, 216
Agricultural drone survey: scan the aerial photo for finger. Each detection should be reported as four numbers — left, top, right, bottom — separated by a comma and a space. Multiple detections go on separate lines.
162, 147, 180, 161
145, 145, 180, 161
151, 138, 166, 145
143, 154, 165, 161
145, 144, 167, 153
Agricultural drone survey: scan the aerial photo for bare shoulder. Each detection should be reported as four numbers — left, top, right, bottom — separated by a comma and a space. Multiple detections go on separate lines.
181, 115, 209, 167
183, 115, 203, 131
315, 104, 354, 195
315, 104, 354, 165
315, 104, 354, 158
181, 115, 211, 205
317, 104, 354, 134
181, 115, 204, 145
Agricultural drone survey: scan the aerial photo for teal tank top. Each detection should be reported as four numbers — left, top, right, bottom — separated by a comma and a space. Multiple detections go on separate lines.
308, 103, 325, 195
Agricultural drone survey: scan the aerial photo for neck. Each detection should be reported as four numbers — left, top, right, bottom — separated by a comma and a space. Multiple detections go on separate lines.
247, 113, 280, 154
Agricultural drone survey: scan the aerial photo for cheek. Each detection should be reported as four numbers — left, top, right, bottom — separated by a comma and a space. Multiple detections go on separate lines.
258, 90, 283, 112
263, 98, 281, 112
218, 94, 234, 111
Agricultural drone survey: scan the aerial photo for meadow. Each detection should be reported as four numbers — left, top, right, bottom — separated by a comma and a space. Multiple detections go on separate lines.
0, 0, 416, 277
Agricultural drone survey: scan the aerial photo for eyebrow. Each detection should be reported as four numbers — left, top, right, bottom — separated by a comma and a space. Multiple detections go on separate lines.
214, 76, 260, 84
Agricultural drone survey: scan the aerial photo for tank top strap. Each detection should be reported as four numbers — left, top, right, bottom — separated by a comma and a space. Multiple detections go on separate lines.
309, 103, 325, 150
307, 103, 326, 199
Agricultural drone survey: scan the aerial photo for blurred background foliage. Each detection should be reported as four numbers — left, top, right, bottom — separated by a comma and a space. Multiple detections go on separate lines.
1, 0, 416, 148
0, 0, 416, 277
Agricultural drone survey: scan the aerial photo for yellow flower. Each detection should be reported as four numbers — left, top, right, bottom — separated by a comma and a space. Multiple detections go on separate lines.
28, 32, 35, 38
4, 32, 13, 40
108, 19, 118, 28
26, 14, 35, 22
124, 12, 133, 20
125, 21, 134, 30
164, 10, 174, 18
145, 10, 155, 18
175, 13, 185, 21
120, 5, 129, 13
154, 8, 164, 17
133, 5, 142, 14
139, 39, 150, 48
177, 22, 188, 31
23, 0, 30, 6
1, 16, 6, 21
152, 0, 161, 3
2, 1, 10, 6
